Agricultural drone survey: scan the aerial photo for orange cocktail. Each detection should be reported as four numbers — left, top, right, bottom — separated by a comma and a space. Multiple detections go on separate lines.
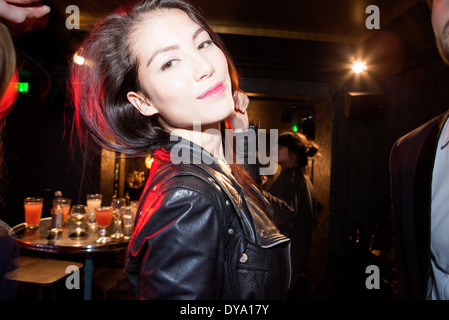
95, 207, 113, 228
24, 197, 43, 229
62, 204, 70, 223
95, 206, 113, 243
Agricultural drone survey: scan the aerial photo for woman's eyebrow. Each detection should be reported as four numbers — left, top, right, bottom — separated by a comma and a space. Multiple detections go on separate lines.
192, 27, 205, 41
146, 27, 206, 68
147, 45, 179, 68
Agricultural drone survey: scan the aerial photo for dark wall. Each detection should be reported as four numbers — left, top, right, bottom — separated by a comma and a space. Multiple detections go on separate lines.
329, 57, 449, 258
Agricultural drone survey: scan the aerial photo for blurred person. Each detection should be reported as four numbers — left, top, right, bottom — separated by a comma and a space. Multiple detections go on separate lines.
0, 219, 18, 299
69, 0, 294, 300
0, 23, 17, 122
0, 0, 49, 299
0, 0, 50, 131
267, 131, 319, 299
390, 0, 449, 299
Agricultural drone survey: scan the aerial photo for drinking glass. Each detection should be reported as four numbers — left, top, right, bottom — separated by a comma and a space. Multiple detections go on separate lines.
86, 194, 102, 230
24, 197, 43, 229
130, 200, 139, 211
95, 206, 113, 243
110, 198, 126, 240
53, 198, 71, 224
123, 206, 135, 240
69, 205, 88, 238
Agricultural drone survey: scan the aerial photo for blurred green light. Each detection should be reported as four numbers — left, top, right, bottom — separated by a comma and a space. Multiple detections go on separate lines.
292, 124, 298, 132
17, 82, 29, 93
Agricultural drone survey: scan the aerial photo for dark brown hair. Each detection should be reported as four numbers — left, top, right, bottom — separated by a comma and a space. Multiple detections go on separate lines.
68, 0, 266, 210
69, 0, 239, 156
278, 132, 319, 167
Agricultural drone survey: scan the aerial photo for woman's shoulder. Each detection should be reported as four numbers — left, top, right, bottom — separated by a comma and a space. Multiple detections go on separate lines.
146, 163, 225, 204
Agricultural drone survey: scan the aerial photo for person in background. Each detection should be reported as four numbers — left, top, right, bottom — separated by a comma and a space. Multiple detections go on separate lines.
0, 0, 49, 299
0, 0, 50, 127
268, 131, 319, 299
390, 0, 449, 300
69, 0, 294, 300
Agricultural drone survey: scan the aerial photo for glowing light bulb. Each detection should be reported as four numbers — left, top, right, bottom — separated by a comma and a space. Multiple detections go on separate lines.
73, 53, 85, 65
352, 62, 367, 73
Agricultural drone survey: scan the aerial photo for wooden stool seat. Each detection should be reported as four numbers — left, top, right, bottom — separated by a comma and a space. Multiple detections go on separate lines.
6, 256, 83, 285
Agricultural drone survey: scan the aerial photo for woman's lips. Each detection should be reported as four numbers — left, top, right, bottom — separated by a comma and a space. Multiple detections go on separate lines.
197, 82, 225, 99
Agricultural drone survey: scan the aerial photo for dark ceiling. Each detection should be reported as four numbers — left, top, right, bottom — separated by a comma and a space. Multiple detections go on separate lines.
14, 0, 436, 93
45, 0, 422, 43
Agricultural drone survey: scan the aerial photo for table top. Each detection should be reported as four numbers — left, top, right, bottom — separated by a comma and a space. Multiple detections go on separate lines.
10, 217, 129, 254
5, 256, 84, 284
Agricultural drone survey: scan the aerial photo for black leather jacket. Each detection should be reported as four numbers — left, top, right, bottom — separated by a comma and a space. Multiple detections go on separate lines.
125, 136, 292, 300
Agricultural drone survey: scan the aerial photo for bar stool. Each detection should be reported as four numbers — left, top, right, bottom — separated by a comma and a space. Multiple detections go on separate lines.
5, 256, 84, 299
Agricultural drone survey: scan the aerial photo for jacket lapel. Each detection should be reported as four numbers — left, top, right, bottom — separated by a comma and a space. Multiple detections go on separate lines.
413, 111, 449, 297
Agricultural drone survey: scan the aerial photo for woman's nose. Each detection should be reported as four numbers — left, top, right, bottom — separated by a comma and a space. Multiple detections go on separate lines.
193, 55, 214, 81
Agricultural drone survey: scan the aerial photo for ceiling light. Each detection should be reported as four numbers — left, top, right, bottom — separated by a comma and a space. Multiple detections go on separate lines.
352, 62, 367, 73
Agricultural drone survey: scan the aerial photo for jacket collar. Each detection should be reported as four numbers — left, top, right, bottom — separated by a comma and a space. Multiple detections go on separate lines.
158, 135, 227, 170
438, 111, 449, 149
154, 135, 289, 248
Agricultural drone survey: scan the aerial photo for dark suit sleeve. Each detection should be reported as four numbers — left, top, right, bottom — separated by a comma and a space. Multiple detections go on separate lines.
261, 190, 295, 235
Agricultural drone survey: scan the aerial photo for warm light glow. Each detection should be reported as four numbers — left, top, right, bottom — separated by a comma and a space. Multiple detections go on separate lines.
352, 62, 367, 73
73, 53, 85, 65
145, 156, 154, 170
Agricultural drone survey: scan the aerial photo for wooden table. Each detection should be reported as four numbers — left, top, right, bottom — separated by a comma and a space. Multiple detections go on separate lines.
9, 217, 129, 300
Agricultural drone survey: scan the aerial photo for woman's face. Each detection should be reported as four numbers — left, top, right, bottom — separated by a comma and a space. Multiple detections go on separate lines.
277, 145, 291, 166
127, 9, 234, 129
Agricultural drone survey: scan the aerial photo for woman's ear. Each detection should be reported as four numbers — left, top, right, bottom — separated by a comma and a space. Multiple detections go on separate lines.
127, 91, 158, 116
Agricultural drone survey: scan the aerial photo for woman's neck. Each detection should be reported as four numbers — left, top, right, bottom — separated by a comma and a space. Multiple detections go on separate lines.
168, 123, 226, 163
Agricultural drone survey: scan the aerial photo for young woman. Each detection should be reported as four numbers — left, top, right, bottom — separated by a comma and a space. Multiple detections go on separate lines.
269, 132, 319, 299
69, 0, 292, 300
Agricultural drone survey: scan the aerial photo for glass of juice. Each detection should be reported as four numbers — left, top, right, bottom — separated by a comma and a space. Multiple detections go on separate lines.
95, 206, 113, 243
24, 197, 43, 229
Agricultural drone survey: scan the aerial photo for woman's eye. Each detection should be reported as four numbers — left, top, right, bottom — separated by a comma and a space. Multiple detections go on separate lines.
161, 59, 178, 71
198, 40, 213, 50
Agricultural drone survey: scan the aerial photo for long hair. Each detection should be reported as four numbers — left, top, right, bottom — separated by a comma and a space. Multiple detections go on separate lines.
69, 0, 239, 156
0, 23, 17, 117
68, 0, 266, 211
